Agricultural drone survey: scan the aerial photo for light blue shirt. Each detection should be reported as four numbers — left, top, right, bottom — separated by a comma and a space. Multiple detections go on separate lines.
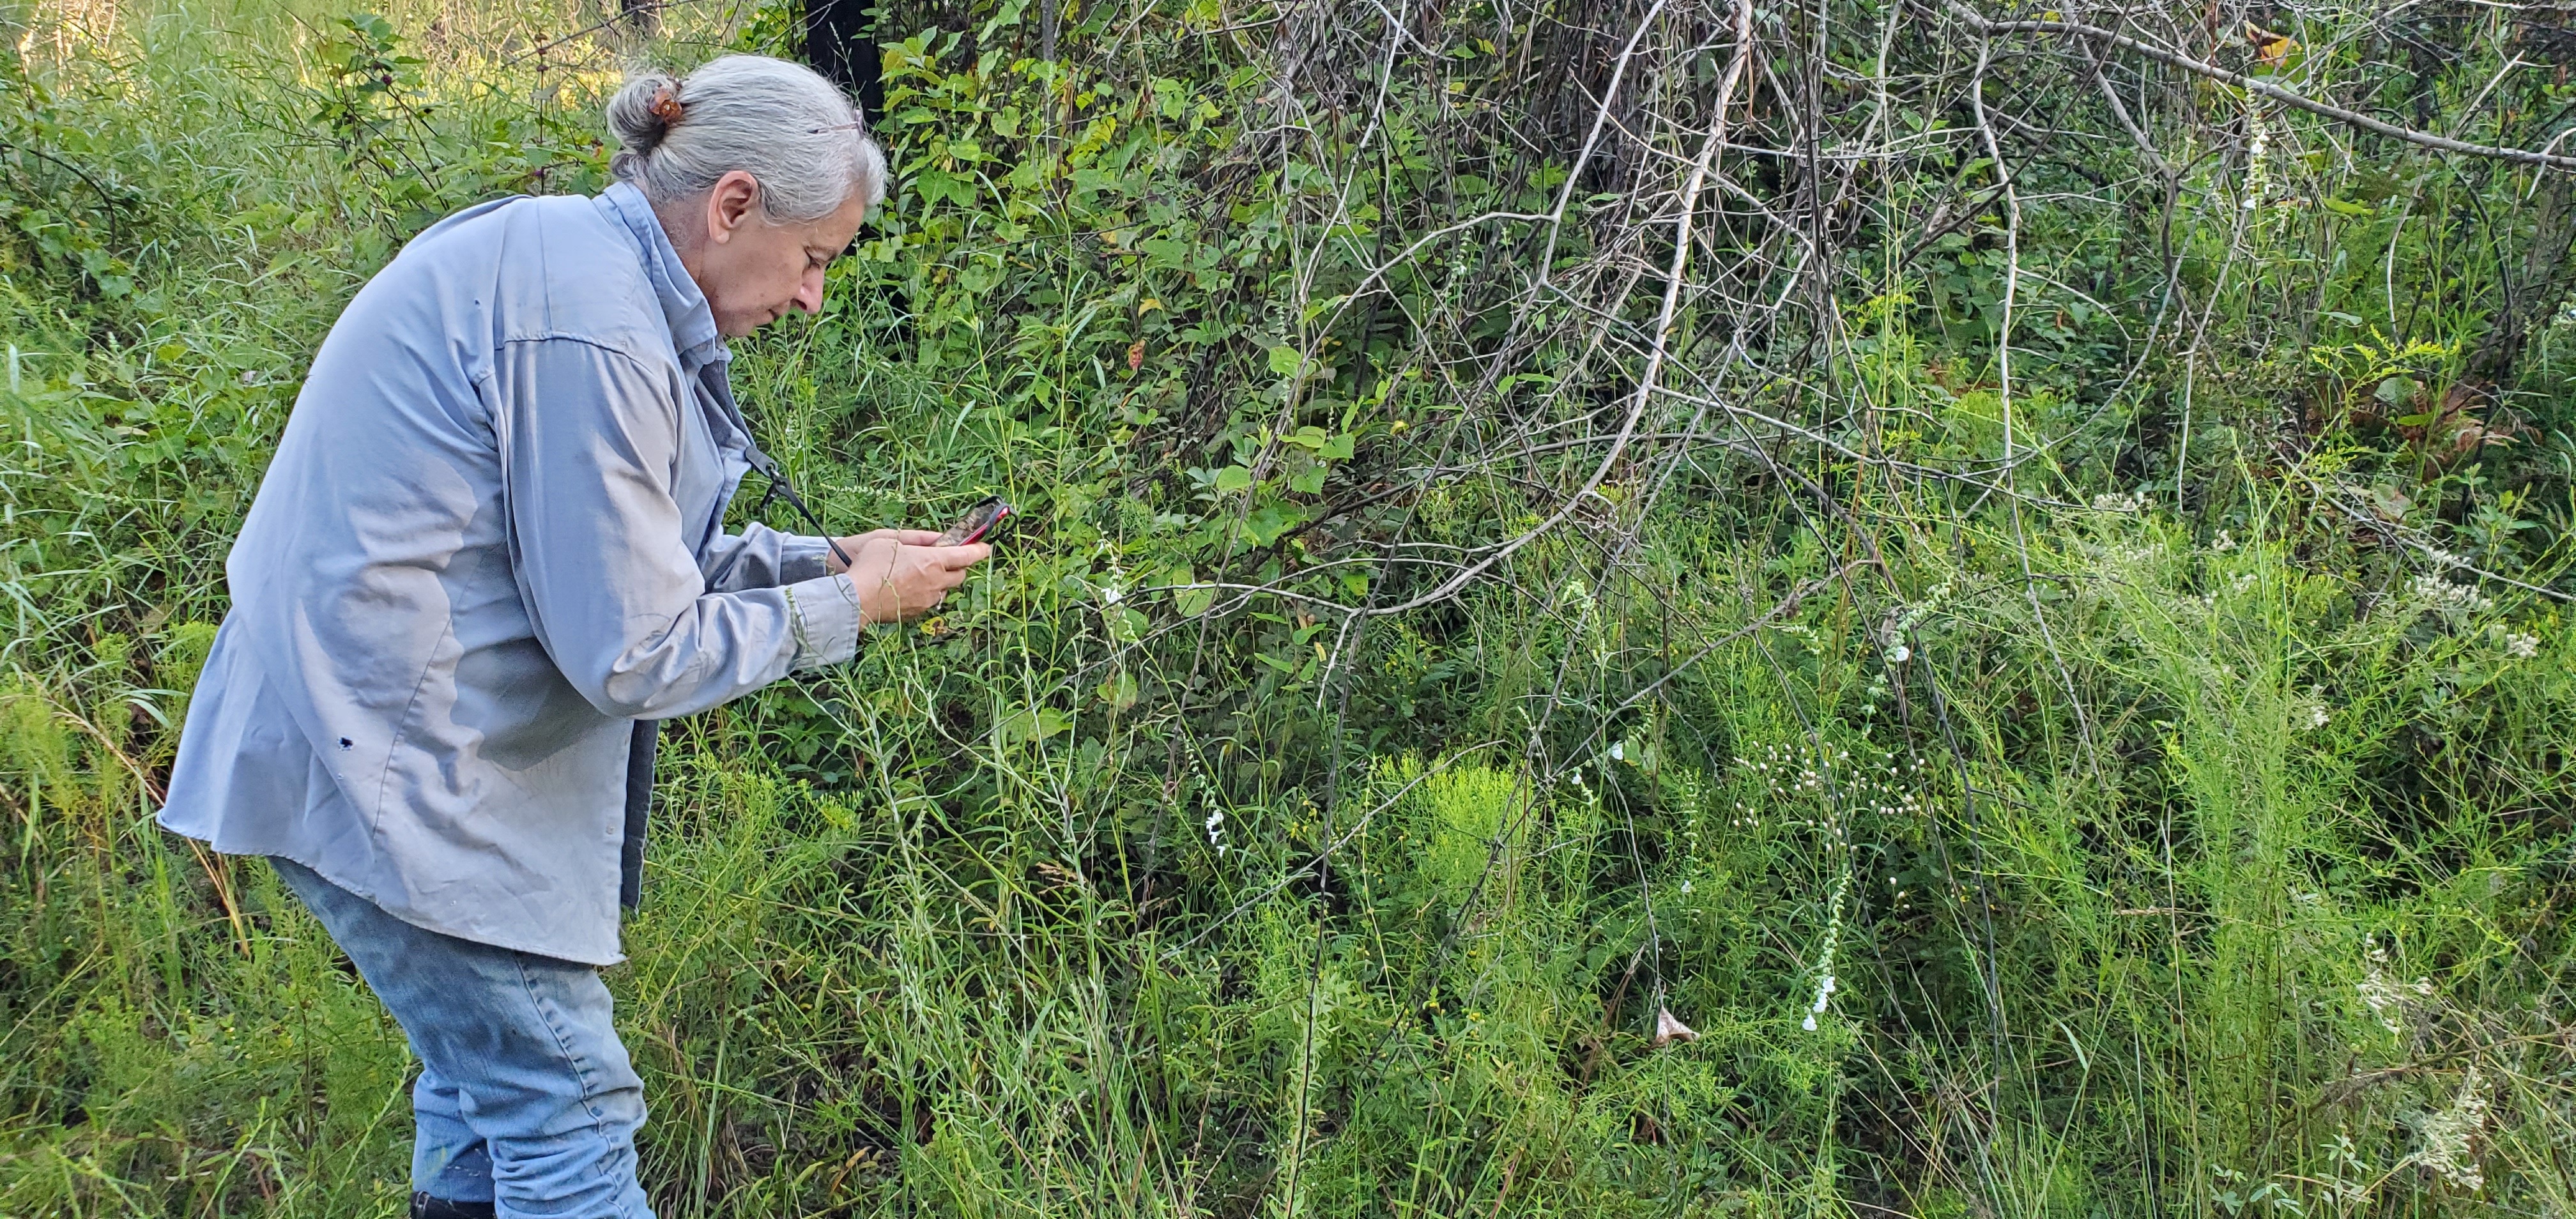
159, 183, 862, 965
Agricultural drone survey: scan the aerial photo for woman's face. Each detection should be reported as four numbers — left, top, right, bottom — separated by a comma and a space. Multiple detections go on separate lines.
671, 171, 869, 338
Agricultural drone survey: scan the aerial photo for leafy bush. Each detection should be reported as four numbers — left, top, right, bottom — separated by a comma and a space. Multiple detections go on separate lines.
4, 0, 2575, 1213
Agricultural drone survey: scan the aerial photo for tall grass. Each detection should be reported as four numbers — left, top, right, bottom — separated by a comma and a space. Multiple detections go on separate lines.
4, 0, 2575, 1214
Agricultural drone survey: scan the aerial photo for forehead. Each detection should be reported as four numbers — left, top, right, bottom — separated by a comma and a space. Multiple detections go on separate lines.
791, 195, 871, 250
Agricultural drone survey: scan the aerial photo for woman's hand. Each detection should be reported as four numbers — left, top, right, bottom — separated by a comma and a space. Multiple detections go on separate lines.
825, 528, 945, 565
828, 531, 990, 625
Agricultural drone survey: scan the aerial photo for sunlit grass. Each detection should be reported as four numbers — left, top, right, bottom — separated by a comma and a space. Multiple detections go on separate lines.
5, 0, 2576, 1214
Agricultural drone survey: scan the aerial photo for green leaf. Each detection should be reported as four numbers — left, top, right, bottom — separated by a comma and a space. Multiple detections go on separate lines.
910, 169, 974, 208
1114, 606, 1149, 641
1243, 500, 1310, 546
999, 705, 1071, 744
1214, 465, 1254, 494
1267, 346, 1307, 377
1320, 433, 1355, 461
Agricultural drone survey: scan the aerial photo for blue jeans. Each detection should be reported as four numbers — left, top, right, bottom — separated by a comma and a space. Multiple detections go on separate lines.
270, 857, 655, 1218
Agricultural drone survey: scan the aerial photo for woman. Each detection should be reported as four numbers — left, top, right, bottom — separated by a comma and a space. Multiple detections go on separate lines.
157, 55, 981, 1218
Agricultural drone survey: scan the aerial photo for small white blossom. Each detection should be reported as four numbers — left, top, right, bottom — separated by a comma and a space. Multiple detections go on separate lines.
2490, 627, 2539, 660
2090, 491, 2145, 514
2409, 574, 2494, 616
2414, 1067, 2490, 1191
2359, 934, 2432, 1038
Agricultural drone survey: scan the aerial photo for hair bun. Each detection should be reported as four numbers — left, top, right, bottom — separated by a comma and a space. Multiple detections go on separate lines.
606, 70, 683, 177
601, 55, 887, 222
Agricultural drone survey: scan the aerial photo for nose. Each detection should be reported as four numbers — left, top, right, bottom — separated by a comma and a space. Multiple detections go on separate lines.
791, 266, 826, 315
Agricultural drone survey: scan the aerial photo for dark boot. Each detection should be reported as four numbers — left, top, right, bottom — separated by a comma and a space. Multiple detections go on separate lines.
410, 1192, 496, 1219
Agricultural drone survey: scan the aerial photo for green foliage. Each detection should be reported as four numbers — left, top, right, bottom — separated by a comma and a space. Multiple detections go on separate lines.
5, 0, 2576, 1213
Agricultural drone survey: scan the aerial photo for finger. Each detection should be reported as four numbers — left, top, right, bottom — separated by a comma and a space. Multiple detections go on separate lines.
931, 543, 993, 569
893, 529, 946, 546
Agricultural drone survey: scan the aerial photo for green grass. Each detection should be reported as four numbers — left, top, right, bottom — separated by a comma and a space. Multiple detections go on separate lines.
5, 0, 2576, 1213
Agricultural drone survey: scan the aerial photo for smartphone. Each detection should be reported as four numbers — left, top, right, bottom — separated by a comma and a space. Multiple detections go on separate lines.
933, 496, 1014, 546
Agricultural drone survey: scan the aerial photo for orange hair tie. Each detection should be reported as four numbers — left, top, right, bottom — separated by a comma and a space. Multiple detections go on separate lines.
648, 86, 683, 124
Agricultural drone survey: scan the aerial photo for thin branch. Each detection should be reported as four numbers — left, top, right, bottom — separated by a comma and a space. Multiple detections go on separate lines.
1947, 2, 2576, 172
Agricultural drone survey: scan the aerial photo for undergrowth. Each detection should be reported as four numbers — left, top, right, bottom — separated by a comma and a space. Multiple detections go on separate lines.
4, 0, 2575, 1213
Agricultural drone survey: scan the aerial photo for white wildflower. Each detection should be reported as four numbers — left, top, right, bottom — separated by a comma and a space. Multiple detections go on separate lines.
2409, 574, 2494, 616
1097, 550, 1130, 606
2090, 491, 2145, 514
2413, 1067, 2490, 1192
1802, 873, 1850, 1032
2358, 934, 2432, 1038
2213, 530, 2237, 552
2489, 627, 2539, 661
2297, 687, 2329, 731
2243, 110, 2271, 208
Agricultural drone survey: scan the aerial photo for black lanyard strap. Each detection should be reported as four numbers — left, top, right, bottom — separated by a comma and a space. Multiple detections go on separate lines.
743, 443, 855, 571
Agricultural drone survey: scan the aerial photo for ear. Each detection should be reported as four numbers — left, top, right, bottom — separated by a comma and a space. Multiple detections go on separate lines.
703, 171, 762, 246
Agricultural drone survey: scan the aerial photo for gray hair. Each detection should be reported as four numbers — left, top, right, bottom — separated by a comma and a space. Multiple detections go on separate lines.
606, 55, 887, 224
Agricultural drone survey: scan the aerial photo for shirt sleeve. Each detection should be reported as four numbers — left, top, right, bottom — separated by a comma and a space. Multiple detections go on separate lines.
492, 336, 862, 720
701, 521, 834, 592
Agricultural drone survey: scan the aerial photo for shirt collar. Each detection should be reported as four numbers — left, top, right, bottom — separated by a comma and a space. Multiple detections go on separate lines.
597, 181, 725, 369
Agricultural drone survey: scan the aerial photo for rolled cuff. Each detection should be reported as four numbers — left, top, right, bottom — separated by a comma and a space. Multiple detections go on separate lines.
775, 535, 834, 586
782, 572, 864, 670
